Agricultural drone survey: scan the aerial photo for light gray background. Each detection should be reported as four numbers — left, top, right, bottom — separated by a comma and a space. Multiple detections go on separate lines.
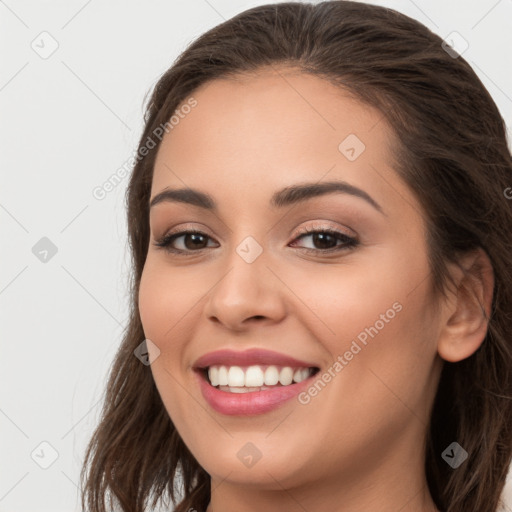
1, 1, 511, 511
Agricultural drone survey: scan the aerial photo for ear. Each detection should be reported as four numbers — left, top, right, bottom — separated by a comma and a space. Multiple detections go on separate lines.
437, 247, 495, 363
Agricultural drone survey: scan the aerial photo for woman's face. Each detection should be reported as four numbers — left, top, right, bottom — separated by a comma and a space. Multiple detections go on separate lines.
138, 68, 444, 491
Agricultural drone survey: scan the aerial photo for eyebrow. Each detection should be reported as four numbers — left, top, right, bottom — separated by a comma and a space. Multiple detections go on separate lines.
149, 181, 384, 215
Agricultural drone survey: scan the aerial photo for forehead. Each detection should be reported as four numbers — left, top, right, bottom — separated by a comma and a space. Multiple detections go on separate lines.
150, 67, 415, 221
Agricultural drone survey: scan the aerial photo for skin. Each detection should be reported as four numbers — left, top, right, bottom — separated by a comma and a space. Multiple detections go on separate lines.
138, 66, 494, 512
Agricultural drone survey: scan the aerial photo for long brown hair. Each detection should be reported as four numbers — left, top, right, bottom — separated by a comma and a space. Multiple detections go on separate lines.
80, 2, 512, 511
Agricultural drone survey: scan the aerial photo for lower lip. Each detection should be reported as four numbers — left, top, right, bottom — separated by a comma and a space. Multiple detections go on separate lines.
195, 370, 316, 416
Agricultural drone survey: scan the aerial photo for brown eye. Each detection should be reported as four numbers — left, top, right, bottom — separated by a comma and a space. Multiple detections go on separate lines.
154, 230, 218, 254
290, 228, 359, 253
179, 232, 210, 250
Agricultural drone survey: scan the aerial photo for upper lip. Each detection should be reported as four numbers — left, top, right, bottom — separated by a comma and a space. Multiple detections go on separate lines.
193, 348, 319, 369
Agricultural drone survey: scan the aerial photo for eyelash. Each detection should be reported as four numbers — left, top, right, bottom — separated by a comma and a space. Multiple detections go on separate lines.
153, 226, 359, 256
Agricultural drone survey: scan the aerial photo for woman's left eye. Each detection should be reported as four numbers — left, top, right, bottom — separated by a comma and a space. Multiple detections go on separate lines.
290, 228, 359, 252
153, 228, 359, 255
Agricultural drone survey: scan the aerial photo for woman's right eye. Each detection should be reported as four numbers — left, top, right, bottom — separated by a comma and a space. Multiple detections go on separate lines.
153, 230, 218, 255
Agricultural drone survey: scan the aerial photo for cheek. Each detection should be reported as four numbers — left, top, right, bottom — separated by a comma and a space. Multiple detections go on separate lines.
138, 262, 164, 341
138, 258, 192, 345
138, 261, 195, 420
138, 258, 205, 386
291, 248, 437, 408
328, 286, 438, 431
282, 252, 407, 351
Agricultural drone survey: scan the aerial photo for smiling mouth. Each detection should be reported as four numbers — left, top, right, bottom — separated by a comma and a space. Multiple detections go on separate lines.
197, 364, 320, 393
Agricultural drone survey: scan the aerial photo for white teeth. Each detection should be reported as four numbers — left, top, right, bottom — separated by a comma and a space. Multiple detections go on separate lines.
293, 368, 309, 383
209, 366, 219, 386
218, 366, 228, 386
279, 367, 294, 386
264, 366, 279, 385
227, 366, 245, 387
207, 364, 315, 389
245, 365, 264, 387
219, 385, 271, 393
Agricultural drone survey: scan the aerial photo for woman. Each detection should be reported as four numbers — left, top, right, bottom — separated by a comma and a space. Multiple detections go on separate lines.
80, 2, 512, 511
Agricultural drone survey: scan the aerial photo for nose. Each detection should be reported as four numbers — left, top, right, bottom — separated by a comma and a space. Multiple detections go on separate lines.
202, 244, 287, 332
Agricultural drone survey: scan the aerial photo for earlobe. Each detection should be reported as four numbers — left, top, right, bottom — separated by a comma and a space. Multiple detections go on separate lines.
437, 248, 495, 363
